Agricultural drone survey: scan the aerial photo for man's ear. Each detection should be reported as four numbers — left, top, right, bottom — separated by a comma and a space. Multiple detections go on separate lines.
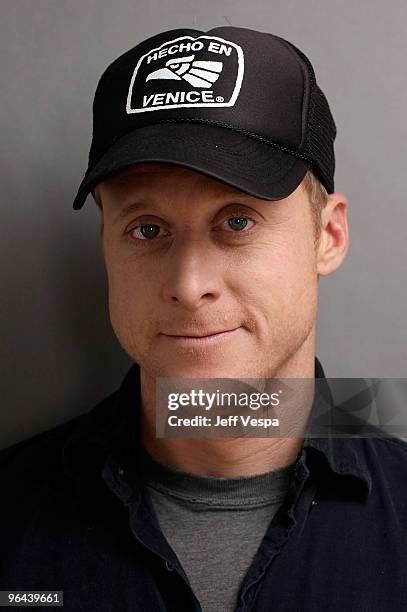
99, 216, 105, 264
317, 192, 349, 276
93, 185, 102, 209
92, 188, 105, 263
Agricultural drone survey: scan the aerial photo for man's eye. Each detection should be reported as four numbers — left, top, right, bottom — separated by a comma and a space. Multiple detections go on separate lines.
222, 216, 255, 232
130, 224, 167, 240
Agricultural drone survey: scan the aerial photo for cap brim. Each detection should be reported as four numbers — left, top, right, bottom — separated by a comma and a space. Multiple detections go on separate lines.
72, 122, 310, 210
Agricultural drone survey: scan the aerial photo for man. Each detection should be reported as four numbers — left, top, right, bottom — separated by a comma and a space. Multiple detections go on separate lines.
1, 26, 407, 612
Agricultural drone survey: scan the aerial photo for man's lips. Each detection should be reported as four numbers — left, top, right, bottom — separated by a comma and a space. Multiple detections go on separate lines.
159, 327, 241, 346
162, 328, 239, 338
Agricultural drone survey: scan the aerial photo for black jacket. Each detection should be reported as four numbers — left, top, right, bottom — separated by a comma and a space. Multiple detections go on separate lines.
1, 358, 407, 611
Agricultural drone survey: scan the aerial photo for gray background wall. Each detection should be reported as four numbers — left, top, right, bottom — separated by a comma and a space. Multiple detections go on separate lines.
1, 0, 406, 448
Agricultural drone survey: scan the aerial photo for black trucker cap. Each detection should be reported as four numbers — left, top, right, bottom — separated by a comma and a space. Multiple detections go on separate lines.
72, 26, 336, 210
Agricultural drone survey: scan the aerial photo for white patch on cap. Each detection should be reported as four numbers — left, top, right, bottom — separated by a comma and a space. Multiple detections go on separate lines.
126, 35, 244, 114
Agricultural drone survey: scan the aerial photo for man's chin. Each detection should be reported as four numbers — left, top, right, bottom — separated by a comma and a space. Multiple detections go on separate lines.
140, 353, 263, 382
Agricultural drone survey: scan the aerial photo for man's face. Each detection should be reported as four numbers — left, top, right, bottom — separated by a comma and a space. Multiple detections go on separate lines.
97, 163, 321, 379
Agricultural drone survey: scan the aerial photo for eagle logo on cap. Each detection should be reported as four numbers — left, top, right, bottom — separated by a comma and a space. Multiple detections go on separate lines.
146, 55, 223, 89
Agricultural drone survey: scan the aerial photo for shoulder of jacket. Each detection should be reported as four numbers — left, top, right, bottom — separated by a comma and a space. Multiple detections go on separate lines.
371, 434, 407, 455
0, 414, 82, 475
0, 389, 118, 476
375, 436, 407, 462
361, 434, 407, 490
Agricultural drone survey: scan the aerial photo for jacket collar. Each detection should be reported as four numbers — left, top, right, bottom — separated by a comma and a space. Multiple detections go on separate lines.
61, 357, 372, 498
303, 359, 372, 497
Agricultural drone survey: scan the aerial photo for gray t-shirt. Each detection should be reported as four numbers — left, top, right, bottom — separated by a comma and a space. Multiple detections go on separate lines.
136, 447, 295, 612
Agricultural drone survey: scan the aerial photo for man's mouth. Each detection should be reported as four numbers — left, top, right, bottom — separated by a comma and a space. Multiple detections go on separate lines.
159, 327, 241, 346
164, 328, 239, 338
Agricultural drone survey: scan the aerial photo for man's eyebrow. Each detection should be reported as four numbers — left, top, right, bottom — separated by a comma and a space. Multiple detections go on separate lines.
114, 201, 150, 222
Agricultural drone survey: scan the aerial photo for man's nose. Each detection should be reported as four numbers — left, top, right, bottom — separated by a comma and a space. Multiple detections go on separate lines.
160, 236, 222, 309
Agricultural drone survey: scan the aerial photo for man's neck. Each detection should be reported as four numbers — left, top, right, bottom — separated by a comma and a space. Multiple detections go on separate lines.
138, 341, 316, 477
